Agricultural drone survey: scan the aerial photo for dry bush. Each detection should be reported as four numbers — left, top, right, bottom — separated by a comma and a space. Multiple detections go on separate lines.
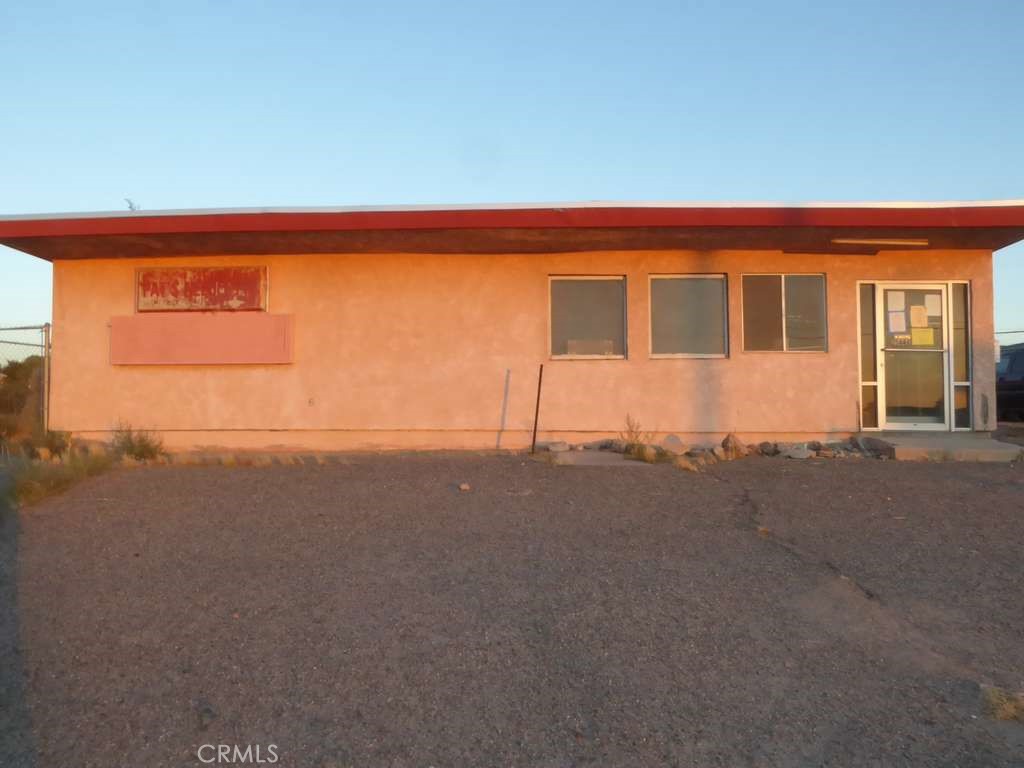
620, 414, 655, 451
111, 424, 164, 461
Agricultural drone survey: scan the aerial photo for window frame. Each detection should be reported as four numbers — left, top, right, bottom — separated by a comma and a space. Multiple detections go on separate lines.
740, 272, 829, 353
647, 273, 729, 359
949, 280, 973, 431
547, 275, 628, 360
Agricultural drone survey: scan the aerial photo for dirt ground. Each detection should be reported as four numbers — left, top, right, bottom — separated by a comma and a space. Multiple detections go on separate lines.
2, 454, 1023, 767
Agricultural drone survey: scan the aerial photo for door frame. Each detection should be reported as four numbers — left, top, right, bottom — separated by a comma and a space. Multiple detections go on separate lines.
873, 282, 951, 431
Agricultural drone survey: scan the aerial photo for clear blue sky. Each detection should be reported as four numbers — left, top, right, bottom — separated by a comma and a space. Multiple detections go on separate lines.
1, 0, 1022, 337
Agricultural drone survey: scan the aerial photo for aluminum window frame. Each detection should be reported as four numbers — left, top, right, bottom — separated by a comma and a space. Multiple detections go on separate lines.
740, 273, 829, 353
647, 273, 729, 359
949, 280, 973, 431
547, 275, 628, 360
855, 281, 880, 431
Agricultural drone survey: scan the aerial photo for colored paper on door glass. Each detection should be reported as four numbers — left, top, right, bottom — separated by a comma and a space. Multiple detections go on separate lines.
910, 305, 928, 328
888, 311, 907, 333
925, 294, 942, 317
911, 328, 935, 346
887, 291, 906, 311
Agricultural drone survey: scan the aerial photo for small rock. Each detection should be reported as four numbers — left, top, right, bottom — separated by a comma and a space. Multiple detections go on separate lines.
721, 433, 747, 460
458, 482, 471, 492
674, 455, 701, 472
712, 445, 727, 461
807, 440, 823, 452
660, 434, 688, 455
689, 448, 716, 465
607, 439, 628, 453
581, 439, 612, 450
196, 703, 217, 731
758, 441, 780, 456
573, 444, 585, 451
817, 449, 836, 459
784, 446, 814, 460
546, 441, 570, 453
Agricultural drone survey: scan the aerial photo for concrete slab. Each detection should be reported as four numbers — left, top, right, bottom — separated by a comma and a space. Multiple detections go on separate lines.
549, 450, 655, 467
858, 432, 1023, 462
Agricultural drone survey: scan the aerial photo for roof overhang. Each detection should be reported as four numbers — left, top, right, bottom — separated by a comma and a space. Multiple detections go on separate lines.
2, 201, 1023, 260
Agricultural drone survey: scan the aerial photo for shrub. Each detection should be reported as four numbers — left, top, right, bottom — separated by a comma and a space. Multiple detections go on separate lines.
42, 430, 71, 457
0, 413, 17, 441
18, 437, 38, 460
0, 356, 42, 416
111, 425, 164, 460
620, 414, 655, 456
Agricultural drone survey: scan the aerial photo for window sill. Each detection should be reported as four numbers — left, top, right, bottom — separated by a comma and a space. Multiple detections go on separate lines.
649, 353, 728, 359
549, 354, 627, 361
741, 349, 829, 354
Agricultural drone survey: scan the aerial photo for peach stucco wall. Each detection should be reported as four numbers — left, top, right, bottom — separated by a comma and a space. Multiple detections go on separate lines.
50, 248, 996, 450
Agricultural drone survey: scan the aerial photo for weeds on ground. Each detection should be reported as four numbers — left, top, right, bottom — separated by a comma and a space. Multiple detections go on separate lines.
111, 424, 164, 460
1, 425, 161, 507
620, 414, 665, 462
620, 414, 654, 452
42, 430, 71, 457
5, 451, 114, 506
982, 686, 1024, 723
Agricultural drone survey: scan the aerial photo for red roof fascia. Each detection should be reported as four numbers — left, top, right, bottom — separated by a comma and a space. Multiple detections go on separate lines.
2, 204, 1024, 239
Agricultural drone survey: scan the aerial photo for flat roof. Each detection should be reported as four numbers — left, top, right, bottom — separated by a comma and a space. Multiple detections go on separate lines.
2, 200, 1024, 260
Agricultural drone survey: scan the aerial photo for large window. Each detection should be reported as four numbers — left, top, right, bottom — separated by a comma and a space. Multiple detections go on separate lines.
550, 277, 626, 358
649, 275, 728, 357
742, 274, 827, 352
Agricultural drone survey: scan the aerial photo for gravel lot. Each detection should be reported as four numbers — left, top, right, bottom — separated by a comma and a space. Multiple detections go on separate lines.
2, 454, 1023, 767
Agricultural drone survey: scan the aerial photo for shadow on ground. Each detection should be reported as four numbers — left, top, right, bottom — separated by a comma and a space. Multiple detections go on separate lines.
0, 470, 37, 767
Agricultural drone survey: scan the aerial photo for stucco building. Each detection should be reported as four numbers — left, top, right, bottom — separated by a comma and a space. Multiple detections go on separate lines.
1, 201, 1022, 451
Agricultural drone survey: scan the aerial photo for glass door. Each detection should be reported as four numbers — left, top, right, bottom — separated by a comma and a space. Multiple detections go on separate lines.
876, 284, 949, 430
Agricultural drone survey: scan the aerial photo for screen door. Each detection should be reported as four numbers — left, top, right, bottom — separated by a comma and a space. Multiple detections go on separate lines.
877, 284, 949, 430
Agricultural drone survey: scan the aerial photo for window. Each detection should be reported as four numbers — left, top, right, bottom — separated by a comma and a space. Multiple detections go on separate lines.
951, 282, 972, 429
859, 283, 878, 428
649, 275, 727, 357
550, 277, 626, 358
742, 274, 827, 352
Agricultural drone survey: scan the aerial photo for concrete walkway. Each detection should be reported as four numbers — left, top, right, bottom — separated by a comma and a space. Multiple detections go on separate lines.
548, 449, 655, 467
859, 432, 1023, 462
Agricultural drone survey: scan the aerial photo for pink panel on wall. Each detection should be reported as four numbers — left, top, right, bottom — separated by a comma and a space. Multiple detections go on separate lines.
110, 313, 293, 365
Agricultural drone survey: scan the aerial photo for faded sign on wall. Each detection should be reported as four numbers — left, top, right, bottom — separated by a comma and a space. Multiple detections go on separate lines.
136, 267, 267, 312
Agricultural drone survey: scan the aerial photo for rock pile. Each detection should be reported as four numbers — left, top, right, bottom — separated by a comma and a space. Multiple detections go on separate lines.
535, 434, 880, 469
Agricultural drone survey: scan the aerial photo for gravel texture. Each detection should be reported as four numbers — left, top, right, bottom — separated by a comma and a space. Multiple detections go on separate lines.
2, 454, 1023, 767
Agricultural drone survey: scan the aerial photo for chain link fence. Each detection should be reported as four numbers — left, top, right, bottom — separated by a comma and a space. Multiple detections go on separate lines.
0, 325, 51, 455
